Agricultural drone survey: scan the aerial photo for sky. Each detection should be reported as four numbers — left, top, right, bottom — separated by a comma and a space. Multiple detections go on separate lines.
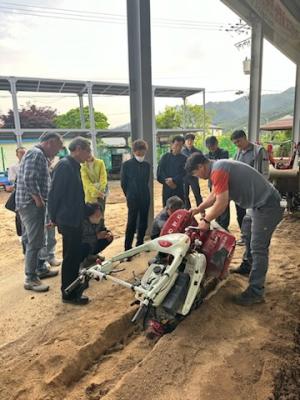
0, 0, 297, 127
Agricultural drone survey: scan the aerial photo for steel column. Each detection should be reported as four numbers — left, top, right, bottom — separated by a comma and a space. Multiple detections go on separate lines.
127, 0, 154, 223
248, 21, 263, 143
78, 94, 86, 129
152, 87, 157, 178
293, 65, 300, 144
182, 97, 187, 129
202, 89, 206, 149
87, 82, 97, 156
9, 79, 22, 146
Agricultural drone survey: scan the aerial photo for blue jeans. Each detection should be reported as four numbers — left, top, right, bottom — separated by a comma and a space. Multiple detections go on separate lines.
241, 198, 284, 296
39, 210, 57, 262
19, 203, 46, 281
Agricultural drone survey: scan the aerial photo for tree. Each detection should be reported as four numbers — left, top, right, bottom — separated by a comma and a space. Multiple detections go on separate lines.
54, 106, 109, 129
156, 103, 213, 152
156, 106, 182, 129
0, 103, 57, 128
156, 104, 212, 132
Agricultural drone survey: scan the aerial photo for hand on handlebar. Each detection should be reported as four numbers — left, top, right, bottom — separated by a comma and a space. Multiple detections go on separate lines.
190, 207, 205, 217
190, 208, 199, 216
198, 219, 210, 231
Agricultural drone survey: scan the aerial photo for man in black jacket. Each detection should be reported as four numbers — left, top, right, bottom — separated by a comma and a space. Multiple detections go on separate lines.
205, 136, 230, 230
157, 135, 186, 206
48, 137, 91, 305
181, 133, 203, 209
121, 139, 150, 253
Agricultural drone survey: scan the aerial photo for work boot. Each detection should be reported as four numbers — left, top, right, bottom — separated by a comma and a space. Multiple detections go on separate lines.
231, 260, 251, 276
37, 268, 59, 279
48, 258, 61, 267
24, 278, 49, 292
233, 287, 265, 306
62, 295, 89, 306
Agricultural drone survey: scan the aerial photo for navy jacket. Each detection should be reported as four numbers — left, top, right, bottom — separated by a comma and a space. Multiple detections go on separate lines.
181, 146, 203, 158
121, 158, 150, 204
205, 148, 229, 160
48, 156, 85, 228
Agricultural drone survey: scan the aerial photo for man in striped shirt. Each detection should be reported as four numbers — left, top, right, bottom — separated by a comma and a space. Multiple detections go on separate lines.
16, 133, 63, 292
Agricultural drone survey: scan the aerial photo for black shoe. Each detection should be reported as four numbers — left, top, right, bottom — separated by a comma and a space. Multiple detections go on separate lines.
231, 261, 251, 276
232, 287, 265, 306
62, 295, 89, 305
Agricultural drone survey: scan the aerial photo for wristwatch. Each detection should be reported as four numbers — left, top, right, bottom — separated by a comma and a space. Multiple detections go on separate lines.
200, 217, 210, 226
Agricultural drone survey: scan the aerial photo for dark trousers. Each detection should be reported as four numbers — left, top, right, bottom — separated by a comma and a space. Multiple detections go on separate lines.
81, 238, 112, 261
162, 185, 184, 207
125, 200, 149, 250
216, 205, 230, 230
235, 204, 246, 230
58, 225, 82, 298
184, 176, 202, 209
208, 186, 230, 230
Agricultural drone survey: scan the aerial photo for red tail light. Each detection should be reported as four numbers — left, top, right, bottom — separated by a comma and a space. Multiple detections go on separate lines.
158, 240, 173, 248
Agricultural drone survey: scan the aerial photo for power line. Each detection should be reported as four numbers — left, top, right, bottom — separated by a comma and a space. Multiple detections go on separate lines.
2, 1, 225, 26
0, 2, 241, 31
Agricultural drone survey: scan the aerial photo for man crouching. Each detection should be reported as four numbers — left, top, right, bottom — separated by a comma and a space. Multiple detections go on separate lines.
81, 202, 113, 268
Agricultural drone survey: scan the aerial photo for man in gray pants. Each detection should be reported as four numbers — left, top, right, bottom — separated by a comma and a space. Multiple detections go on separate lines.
231, 129, 270, 245
16, 133, 63, 292
186, 154, 284, 306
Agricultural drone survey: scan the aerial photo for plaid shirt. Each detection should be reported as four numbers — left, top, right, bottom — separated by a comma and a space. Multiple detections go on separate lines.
15, 146, 50, 210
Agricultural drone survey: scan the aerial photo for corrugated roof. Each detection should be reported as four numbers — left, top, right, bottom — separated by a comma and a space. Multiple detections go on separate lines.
0, 76, 204, 98
260, 115, 293, 131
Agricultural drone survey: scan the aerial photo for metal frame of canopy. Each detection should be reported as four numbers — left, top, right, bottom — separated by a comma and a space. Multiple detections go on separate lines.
0, 76, 205, 159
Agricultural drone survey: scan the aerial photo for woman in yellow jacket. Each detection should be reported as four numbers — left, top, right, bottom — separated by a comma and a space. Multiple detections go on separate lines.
81, 155, 108, 210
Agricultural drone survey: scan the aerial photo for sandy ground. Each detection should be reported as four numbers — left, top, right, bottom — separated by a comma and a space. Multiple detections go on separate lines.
0, 181, 299, 400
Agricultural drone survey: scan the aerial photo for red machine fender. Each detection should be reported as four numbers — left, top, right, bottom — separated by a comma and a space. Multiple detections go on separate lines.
160, 209, 235, 279
201, 229, 236, 278
160, 209, 198, 236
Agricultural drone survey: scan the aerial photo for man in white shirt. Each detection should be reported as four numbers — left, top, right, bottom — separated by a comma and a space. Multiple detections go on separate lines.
8, 147, 26, 183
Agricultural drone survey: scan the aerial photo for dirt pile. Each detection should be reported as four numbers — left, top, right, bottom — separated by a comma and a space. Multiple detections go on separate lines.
269, 324, 300, 400
0, 182, 299, 400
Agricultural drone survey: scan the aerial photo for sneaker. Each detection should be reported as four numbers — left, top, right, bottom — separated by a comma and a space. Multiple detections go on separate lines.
236, 238, 245, 246
233, 287, 265, 306
62, 295, 89, 306
37, 268, 59, 279
48, 258, 61, 267
231, 261, 251, 276
24, 279, 49, 292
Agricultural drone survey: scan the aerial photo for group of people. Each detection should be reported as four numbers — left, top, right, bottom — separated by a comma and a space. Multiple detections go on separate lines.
11, 135, 113, 305
8, 128, 283, 307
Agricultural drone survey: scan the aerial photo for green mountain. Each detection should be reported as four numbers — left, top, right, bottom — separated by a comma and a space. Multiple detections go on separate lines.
206, 87, 295, 131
